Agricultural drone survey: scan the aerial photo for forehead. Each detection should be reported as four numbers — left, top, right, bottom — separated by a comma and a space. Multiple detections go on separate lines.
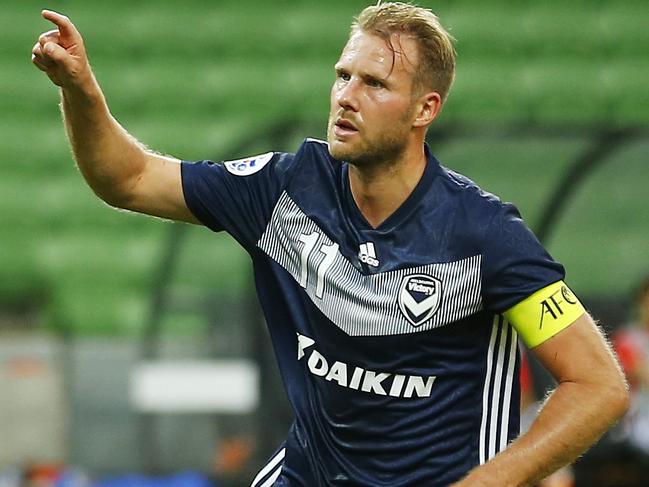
337, 30, 418, 80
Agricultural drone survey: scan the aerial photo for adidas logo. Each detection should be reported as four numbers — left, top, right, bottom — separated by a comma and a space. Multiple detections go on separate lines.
358, 242, 379, 267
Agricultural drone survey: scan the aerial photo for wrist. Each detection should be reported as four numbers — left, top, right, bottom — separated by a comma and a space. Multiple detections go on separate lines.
61, 69, 103, 105
455, 457, 530, 487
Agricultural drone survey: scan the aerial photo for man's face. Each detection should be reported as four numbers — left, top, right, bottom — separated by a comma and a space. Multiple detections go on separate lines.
327, 30, 420, 166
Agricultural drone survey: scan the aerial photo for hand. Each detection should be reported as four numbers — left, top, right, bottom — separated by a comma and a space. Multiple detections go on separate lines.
31, 10, 91, 89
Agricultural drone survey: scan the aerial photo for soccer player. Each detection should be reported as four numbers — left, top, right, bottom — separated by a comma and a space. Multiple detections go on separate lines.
32, 3, 628, 486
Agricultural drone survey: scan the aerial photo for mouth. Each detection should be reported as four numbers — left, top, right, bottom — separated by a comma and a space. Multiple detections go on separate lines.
333, 118, 359, 137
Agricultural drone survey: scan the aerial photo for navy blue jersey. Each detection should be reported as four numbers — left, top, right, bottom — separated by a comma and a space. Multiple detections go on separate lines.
181, 139, 564, 486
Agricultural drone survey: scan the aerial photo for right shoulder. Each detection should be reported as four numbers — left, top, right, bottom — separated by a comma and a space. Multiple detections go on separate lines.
279, 137, 339, 185
221, 137, 332, 184
297, 137, 333, 162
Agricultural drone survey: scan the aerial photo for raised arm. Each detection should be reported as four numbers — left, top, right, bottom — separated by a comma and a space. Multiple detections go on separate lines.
454, 313, 629, 486
31, 10, 199, 223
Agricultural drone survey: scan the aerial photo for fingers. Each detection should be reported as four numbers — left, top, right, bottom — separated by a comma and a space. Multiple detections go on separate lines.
39, 41, 70, 64
41, 9, 80, 46
31, 41, 53, 69
36, 30, 64, 65
38, 29, 60, 49
32, 54, 50, 72
31, 38, 58, 65
32, 56, 51, 73
31, 37, 71, 84
34, 9, 91, 88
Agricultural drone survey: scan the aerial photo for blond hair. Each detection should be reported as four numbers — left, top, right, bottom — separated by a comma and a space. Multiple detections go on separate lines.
352, 2, 456, 102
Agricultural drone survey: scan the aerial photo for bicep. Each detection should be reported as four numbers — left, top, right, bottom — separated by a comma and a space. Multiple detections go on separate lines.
531, 313, 624, 388
126, 152, 200, 224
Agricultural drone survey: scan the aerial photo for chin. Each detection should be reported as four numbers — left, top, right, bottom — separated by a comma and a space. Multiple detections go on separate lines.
329, 144, 362, 164
327, 139, 350, 161
327, 134, 380, 166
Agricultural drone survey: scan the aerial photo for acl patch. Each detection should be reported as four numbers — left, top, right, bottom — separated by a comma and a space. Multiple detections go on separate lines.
504, 281, 585, 348
224, 152, 274, 176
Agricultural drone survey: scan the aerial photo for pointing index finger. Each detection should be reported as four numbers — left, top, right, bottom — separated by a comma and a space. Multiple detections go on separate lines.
41, 9, 79, 44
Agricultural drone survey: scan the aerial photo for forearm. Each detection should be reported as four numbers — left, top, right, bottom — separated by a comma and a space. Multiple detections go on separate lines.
34, 10, 192, 222
455, 378, 628, 486
60, 74, 149, 207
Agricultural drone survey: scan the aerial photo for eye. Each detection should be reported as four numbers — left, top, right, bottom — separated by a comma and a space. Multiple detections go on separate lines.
366, 78, 385, 89
337, 70, 351, 82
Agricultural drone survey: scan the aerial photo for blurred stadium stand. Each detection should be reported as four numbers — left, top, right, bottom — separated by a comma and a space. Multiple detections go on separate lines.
1, 0, 648, 486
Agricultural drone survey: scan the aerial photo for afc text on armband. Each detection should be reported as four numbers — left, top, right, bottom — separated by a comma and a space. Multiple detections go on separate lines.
539, 285, 578, 330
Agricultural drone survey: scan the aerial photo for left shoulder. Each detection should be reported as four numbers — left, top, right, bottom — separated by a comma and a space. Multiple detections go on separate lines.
436, 164, 513, 227
442, 165, 502, 206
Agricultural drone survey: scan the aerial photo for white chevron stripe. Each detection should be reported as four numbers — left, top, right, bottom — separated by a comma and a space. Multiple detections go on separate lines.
257, 192, 483, 336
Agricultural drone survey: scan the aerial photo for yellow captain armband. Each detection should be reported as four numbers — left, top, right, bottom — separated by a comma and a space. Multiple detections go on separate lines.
504, 281, 585, 349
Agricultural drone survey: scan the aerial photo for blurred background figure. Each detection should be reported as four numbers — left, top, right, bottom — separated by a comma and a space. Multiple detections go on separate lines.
569, 275, 649, 487
613, 276, 649, 453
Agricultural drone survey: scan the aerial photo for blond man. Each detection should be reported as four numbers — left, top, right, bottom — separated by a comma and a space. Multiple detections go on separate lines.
32, 2, 628, 485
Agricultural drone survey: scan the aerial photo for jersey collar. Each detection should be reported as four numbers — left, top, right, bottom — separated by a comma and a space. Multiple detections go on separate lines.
341, 144, 441, 233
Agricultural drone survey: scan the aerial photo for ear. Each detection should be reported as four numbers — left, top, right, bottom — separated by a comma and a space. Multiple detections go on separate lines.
412, 91, 442, 128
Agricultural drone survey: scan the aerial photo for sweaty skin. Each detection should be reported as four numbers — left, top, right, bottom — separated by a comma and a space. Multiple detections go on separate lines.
31, 10, 197, 223
32, 10, 629, 486
452, 313, 628, 487
327, 30, 442, 228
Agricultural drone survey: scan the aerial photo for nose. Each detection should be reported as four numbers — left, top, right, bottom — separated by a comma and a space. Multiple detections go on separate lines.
336, 78, 360, 112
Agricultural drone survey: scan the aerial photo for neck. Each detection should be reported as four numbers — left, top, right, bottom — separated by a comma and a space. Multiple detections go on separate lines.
348, 141, 428, 228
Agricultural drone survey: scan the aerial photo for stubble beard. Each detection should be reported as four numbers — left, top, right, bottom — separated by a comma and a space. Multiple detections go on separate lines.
327, 115, 411, 169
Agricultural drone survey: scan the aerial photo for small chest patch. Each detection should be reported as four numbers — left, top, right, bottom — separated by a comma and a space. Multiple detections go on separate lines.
398, 274, 443, 327
224, 152, 274, 176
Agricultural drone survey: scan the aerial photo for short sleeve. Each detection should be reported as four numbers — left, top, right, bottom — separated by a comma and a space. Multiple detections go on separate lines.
181, 151, 296, 250
482, 202, 565, 313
